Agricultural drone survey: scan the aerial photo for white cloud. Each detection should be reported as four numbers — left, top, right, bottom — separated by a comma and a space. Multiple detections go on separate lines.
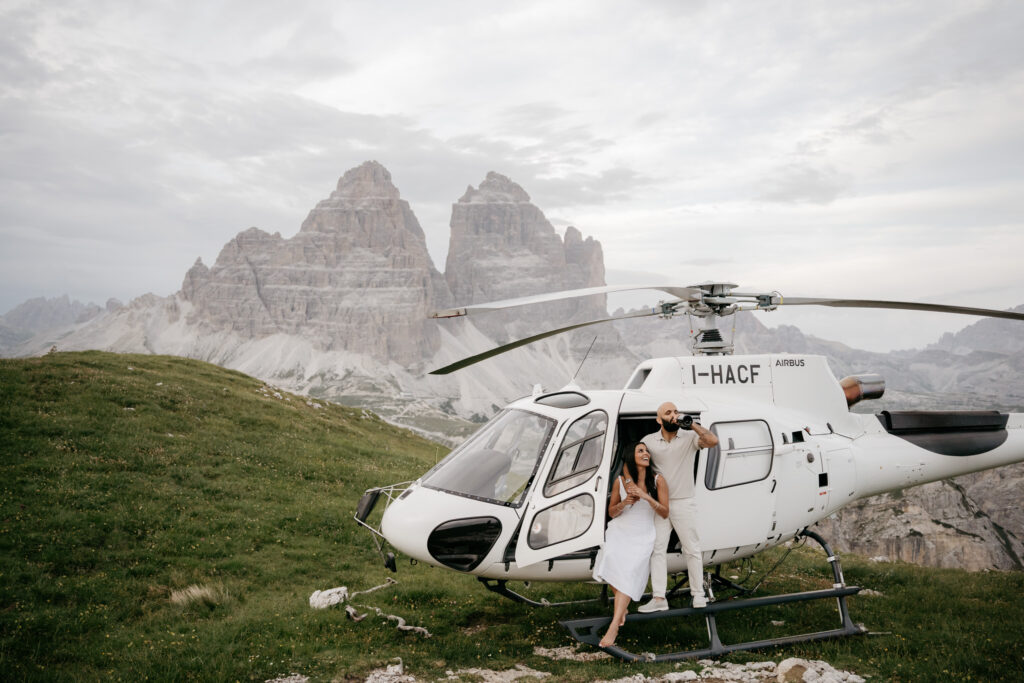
1, 0, 1023, 351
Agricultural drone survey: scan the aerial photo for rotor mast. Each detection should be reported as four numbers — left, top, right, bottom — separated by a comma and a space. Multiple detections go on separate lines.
680, 281, 740, 356
667, 281, 781, 356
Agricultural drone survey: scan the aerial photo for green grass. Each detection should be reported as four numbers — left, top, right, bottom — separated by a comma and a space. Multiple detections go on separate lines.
1, 351, 1022, 681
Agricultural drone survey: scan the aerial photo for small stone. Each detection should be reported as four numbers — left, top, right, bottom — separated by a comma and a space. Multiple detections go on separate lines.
777, 658, 811, 682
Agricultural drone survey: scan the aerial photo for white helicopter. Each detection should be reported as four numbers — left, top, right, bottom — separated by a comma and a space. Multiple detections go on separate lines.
355, 282, 1024, 661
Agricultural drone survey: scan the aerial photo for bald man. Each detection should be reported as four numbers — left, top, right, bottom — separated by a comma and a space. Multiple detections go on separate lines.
638, 401, 719, 612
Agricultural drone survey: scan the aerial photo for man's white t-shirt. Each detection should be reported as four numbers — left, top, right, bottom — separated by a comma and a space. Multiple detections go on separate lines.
643, 429, 700, 500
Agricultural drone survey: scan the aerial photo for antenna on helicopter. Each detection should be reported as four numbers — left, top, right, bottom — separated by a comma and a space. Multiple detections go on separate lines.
572, 336, 599, 383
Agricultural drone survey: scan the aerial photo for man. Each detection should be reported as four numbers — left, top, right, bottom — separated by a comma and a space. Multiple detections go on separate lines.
636, 401, 719, 611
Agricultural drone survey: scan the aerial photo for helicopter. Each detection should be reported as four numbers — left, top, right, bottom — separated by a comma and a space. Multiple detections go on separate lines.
354, 281, 1024, 661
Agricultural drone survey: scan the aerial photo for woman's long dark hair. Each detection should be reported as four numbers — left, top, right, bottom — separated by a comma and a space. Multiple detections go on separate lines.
622, 441, 658, 496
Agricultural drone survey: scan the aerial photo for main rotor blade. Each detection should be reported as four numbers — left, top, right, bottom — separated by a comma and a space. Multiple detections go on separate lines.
428, 308, 663, 375
430, 283, 700, 318
777, 297, 1024, 321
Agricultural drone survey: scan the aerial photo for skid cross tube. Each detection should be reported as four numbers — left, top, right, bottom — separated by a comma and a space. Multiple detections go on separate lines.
479, 578, 608, 608
561, 529, 866, 661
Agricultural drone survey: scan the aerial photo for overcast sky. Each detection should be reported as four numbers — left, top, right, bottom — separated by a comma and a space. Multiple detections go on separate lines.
3, 0, 1023, 352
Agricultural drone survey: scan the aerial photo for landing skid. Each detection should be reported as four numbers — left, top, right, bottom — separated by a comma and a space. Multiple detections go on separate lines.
479, 578, 608, 607
560, 529, 867, 662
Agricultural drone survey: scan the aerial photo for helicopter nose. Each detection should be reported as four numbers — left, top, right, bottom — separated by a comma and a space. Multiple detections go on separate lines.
381, 485, 504, 572
380, 487, 429, 560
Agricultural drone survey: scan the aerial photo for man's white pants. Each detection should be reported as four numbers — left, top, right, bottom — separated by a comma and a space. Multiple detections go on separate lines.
650, 497, 704, 599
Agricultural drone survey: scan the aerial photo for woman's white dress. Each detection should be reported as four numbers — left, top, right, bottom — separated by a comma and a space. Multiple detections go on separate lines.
592, 475, 658, 601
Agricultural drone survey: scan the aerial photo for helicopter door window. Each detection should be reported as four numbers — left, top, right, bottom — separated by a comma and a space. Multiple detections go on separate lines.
527, 494, 595, 549
704, 420, 774, 490
544, 410, 608, 497
420, 409, 556, 507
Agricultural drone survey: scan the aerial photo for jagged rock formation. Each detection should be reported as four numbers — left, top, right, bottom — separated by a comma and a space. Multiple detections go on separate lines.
181, 162, 450, 366
442, 172, 633, 386
445, 172, 606, 342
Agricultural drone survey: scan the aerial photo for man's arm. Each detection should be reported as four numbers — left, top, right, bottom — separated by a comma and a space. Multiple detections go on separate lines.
692, 422, 718, 449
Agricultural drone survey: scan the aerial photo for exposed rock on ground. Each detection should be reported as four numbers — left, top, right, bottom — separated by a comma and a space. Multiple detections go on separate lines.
360, 657, 866, 682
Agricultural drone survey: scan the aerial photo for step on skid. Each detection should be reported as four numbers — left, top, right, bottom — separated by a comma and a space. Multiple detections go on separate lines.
561, 529, 867, 661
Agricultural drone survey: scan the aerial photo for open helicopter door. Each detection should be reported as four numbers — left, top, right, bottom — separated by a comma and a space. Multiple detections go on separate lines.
514, 393, 624, 570
698, 419, 777, 550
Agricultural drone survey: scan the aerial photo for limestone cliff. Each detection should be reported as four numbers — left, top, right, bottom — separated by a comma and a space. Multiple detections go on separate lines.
445, 172, 606, 343
814, 473, 1024, 571
181, 161, 450, 365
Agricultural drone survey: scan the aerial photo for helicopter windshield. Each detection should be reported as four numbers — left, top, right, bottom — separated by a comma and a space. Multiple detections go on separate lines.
421, 409, 556, 506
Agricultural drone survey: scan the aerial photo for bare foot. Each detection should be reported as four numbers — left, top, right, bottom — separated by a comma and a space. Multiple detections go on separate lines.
599, 622, 620, 648
619, 613, 626, 626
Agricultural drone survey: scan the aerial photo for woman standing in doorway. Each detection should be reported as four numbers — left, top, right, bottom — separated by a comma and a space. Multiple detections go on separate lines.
592, 441, 670, 648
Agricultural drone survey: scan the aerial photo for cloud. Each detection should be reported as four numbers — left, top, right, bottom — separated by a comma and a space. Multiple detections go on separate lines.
1, 0, 1023, 351
757, 163, 848, 204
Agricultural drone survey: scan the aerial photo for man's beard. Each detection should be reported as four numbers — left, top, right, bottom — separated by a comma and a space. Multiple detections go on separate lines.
662, 420, 680, 433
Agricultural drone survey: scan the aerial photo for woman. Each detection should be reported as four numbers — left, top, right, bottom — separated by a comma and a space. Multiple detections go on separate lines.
592, 441, 670, 648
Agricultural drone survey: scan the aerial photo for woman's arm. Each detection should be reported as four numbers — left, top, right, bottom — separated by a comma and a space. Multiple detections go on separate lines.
607, 477, 625, 518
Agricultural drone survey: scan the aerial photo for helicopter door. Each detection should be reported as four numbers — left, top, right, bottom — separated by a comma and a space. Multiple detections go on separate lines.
514, 397, 621, 569
698, 420, 776, 549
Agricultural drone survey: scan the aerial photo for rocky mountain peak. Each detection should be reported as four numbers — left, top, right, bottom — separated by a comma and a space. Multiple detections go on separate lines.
458, 171, 531, 204
330, 160, 401, 202
300, 161, 424, 241
445, 172, 606, 342
180, 162, 449, 364
181, 257, 210, 301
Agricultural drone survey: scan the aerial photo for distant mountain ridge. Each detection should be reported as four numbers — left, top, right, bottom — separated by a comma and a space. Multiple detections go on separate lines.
0, 295, 120, 348
4, 161, 1024, 571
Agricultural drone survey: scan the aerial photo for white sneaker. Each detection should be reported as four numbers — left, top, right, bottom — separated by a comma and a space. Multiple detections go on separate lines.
691, 595, 707, 609
637, 597, 669, 613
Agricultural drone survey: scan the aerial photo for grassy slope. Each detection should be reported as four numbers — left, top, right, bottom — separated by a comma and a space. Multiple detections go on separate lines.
1, 351, 1022, 682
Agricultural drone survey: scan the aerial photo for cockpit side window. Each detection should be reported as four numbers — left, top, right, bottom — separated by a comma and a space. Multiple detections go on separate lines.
544, 410, 607, 497
421, 409, 556, 507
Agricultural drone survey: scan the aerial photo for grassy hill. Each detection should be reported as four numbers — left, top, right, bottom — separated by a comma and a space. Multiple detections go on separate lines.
2, 351, 1022, 682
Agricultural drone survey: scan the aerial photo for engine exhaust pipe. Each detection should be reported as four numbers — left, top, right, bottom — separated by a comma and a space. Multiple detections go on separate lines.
840, 374, 885, 407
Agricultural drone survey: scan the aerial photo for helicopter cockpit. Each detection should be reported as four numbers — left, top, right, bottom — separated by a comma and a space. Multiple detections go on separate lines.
419, 408, 557, 507
372, 388, 627, 579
